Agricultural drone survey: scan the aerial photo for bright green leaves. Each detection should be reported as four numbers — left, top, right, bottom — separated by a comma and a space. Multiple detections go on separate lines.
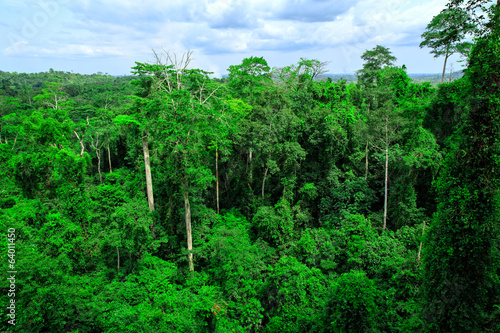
421, 6, 500, 331
0, 97, 25, 151
109, 195, 155, 267
357, 45, 397, 84
420, 8, 475, 58
53, 148, 88, 184
420, 7, 476, 83
228, 56, 272, 104
273, 58, 330, 93
33, 82, 74, 110
131, 52, 247, 271
186, 165, 215, 189
6, 38, 500, 332
361, 45, 397, 70
200, 211, 269, 330
320, 178, 376, 227
22, 108, 72, 148
324, 270, 383, 332
263, 256, 327, 332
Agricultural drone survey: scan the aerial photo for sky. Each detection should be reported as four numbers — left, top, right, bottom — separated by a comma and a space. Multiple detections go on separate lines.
0, 0, 465, 77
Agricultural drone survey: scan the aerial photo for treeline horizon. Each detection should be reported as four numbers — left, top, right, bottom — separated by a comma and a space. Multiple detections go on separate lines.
0, 67, 465, 82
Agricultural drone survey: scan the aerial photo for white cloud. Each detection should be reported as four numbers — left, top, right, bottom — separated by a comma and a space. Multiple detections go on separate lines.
3, 41, 29, 56
3, 39, 124, 58
0, 0, 453, 74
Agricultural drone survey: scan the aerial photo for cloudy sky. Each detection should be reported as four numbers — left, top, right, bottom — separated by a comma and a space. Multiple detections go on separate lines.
0, 0, 462, 76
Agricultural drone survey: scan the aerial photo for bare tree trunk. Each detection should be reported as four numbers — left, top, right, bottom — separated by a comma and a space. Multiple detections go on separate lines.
216, 147, 219, 214
96, 149, 102, 183
142, 132, 155, 212
417, 221, 427, 266
383, 117, 389, 230
383, 145, 389, 230
74, 117, 89, 158
365, 103, 371, 180
90, 133, 104, 182
262, 167, 269, 200
183, 184, 194, 271
441, 46, 450, 84
11, 131, 19, 150
249, 149, 253, 182
107, 142, 112, 173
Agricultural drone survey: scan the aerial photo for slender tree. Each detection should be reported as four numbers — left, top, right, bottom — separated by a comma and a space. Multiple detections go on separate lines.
420, 7, 475, 84
142, 131, 154, 211
365, 99, 404, 230
89, 132, 104, 183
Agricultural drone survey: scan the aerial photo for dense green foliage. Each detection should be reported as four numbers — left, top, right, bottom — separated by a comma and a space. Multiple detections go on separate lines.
1, 4, 499, 331
421, 3, 500, 331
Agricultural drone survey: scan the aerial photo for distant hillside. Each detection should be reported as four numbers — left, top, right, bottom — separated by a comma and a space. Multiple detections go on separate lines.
320, 74, 358, 83
409, 71, 464, 84
321, 71, 465, 84
221, 71, 465, 85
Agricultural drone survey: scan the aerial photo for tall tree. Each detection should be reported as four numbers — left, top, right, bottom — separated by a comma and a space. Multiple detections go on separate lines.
89, 132, 104, 182
356, 45, 397, 84
33, 82, 71, 110
126, 73, 158, 213
92, 108, 118, 173
133, 50, 222, 271
227, 56, 272, 104
362, 95, 405, 230
273, 58, 330, 92
208, 97, 248, 214
420, 7, 475, 84
357, 60, 407, 230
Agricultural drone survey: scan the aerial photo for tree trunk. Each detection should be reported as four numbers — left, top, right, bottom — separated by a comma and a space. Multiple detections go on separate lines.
216, 147, 219, 214
183, 184, 194, 271
249, 149, 253, 182
262, 167, 269, 200
74, 117, 89, 158
383, 117, 389, 230
441, 45, 450, 84
74, 131, 85, 157
90, 134, 103, 183
107, 142, 112, 173
383, 145, 389, 230
96, 149, 102, 183
365, 103, 371, 180
11, 131, 19, 151
142, 132, 155, 212
417, 221, 426, 265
